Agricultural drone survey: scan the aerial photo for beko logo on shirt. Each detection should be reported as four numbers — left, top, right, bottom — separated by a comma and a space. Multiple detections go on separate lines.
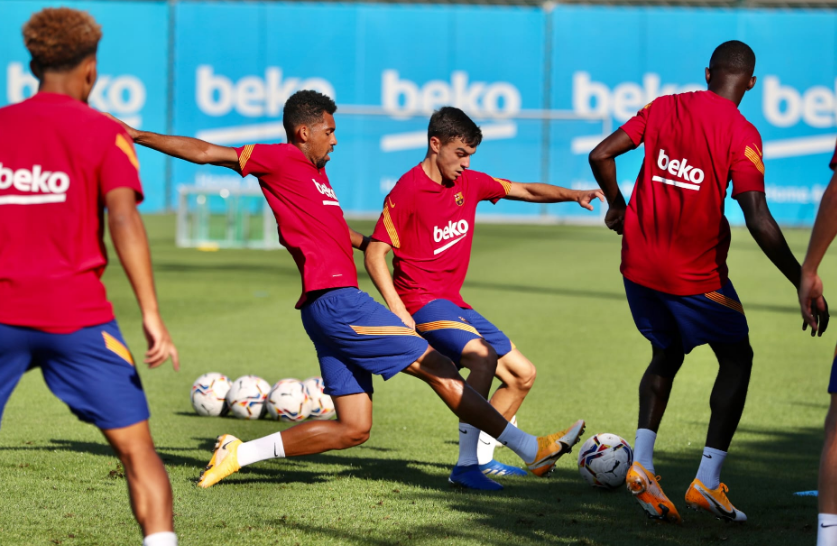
653, 149, 705, 191
0, 164, 70, 205
313, 179, 340, 206
432, 220, 469, 255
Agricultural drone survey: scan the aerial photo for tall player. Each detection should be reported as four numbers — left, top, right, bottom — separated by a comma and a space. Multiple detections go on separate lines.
588, 40, 828, 523
113, 90, 586, 488
797, 141, 837, 546
0, 8, 180, 546
365, 106, 601, 490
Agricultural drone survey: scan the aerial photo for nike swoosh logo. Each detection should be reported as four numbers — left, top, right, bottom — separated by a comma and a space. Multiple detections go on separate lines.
388, 198, 395, 208
479, 439, 492, 446
222, 441, 233, 449
459, 429, 468, 434
703, 454, 712, 459
822, 523, 837, 528
274, 443, 279, 457
700, 487, 737, 520
433, 234, 467, 256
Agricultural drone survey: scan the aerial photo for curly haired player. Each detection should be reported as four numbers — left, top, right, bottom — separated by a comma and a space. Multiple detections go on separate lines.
0, 8, 179, 546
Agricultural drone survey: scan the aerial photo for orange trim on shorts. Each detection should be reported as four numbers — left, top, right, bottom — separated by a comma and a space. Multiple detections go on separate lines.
102, 331, 135, 365
350, 325, 422, 338
704, 291, 745, 315
415, 320, 482, 337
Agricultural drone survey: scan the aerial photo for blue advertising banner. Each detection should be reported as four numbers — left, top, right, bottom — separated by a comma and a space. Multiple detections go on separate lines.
0, 1, 169, 212
549, 6, 837, 225
171, 2, 549, 217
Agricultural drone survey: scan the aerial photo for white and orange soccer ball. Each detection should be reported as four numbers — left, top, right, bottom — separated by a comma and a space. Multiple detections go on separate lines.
302, 376, 335, 420
266, 379, 312, 422
577, 433, 634, 489
191, 372, 232, 417
226, 375, 271, 420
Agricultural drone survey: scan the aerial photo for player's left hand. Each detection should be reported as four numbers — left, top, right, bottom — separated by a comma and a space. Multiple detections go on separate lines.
799, 269, 829, 337
604, 203, 626, 235
575, 189, 605, 211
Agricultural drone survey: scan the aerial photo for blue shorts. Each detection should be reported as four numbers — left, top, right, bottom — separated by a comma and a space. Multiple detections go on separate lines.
300, 288, 429, 397
829, 347, 837, 393
0, 320, 149, 430
411, 299, 513, 366
624, 277, 749, 354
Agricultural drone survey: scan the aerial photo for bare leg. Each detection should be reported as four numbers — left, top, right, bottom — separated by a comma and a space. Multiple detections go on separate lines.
102, 421, 173, 537
459, 339, 498, 398
705, 339, 753, 451
638, 342, 685, 432
490, 349, 537, 419
280, 392, 372, 456
402, 347, 510, 439
820, 394, 837, 514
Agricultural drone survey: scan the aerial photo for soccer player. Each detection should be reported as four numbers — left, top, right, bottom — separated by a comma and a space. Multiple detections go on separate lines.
113, 90, 585, 488
0, 8, 180, 546
588, 40, 828, 523
364, 106, 601, 490
797, 141, 837, 546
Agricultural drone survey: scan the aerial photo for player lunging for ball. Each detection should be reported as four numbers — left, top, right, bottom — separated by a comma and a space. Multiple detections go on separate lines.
114, 90, 585, 488
797, 139, 837, 546
589, 40, 828, 523
0, 8, 180, 546
365, 106, 600, 490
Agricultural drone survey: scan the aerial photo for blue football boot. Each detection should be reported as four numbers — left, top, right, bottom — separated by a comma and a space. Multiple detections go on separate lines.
479, 459, 527, 477
449, 464, 503, 490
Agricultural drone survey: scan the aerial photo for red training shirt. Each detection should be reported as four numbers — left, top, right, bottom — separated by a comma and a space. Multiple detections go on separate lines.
0, 93, 144, 333
619, 90, 766, 296
235, 143, 358, 308
371, 164, 511, 314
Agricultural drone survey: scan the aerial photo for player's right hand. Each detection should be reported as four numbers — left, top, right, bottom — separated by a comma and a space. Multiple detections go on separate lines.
799, 268, 829, 337
142, 312, 180, 370
394, 307, 416, 330
102, 112, 139, 140
605, 204, 626, 235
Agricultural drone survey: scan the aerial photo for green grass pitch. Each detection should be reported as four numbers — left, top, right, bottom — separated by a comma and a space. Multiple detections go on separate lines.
0, 215, 831, 545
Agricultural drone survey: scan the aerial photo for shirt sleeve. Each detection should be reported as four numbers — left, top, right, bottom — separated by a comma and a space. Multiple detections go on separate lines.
100, 129, 144, 203
473, 171, 512, 204
730, 124, 766, 197
620, 101, 653, 147
234, 144, 280, 178
371, 183, 411, 249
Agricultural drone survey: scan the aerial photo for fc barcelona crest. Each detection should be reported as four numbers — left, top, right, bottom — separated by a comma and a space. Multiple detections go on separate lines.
455, 192, 464, 206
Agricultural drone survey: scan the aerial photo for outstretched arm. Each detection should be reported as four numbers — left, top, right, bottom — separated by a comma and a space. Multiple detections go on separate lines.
505, 183, 603, 210
588, 129, 636, 234
364, 241, 414, 329
107, 114, 240, 171
738, 190, 829, 336
106, 187, 179, 369
800, 170, 837, 334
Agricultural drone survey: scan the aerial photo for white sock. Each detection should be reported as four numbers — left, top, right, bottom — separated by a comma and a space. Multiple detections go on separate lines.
497, 422, 538, 463
237, 431, 285, 467
143, 532, 177, 546
476, 430, 497, 465
818, 514, 837, 546
634, 429, 657, 474
456, 423, 480, 467
695, 446, 727, 489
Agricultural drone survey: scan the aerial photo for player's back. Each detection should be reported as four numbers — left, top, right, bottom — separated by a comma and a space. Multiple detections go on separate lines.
620, 90, 765, 296
0, 92, 142, 332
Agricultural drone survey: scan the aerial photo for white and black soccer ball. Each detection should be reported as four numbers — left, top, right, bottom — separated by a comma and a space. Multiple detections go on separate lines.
577, 433, 633, 489
191, 373, 232, 417
302, 376, 335, 420
226, 375, 271, 420
266, 379, 312, 422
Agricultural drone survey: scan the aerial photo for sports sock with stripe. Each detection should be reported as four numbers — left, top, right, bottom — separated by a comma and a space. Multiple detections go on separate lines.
456, 423, 480, 467
476, 430, 497, 465
818, 513, 837, 546
497, 422, 538, 463
143, 532, 177, 546
634, 428, 657, 474
695, 446, 727, 489
237, 431, 285, 467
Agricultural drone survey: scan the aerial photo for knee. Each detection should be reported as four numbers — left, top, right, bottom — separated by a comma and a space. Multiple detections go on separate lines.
339, 425, 371, 448
461, 342, 498, 376
646, 345, 684, 379
512, 363, 537, 393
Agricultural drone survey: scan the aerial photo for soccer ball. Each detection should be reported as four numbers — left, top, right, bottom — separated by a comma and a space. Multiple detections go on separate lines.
266, 379, 312, 422
302, 376, 335, 420
190, 373, 231, 417
577, 433, 634, 489
226, 375, 271, 419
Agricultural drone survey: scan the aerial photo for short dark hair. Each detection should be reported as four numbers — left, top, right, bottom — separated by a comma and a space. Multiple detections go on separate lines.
428, 107, 483, 148
709, 40, 756, 76
23, 7, 102, 73
283, 90, 337, 141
